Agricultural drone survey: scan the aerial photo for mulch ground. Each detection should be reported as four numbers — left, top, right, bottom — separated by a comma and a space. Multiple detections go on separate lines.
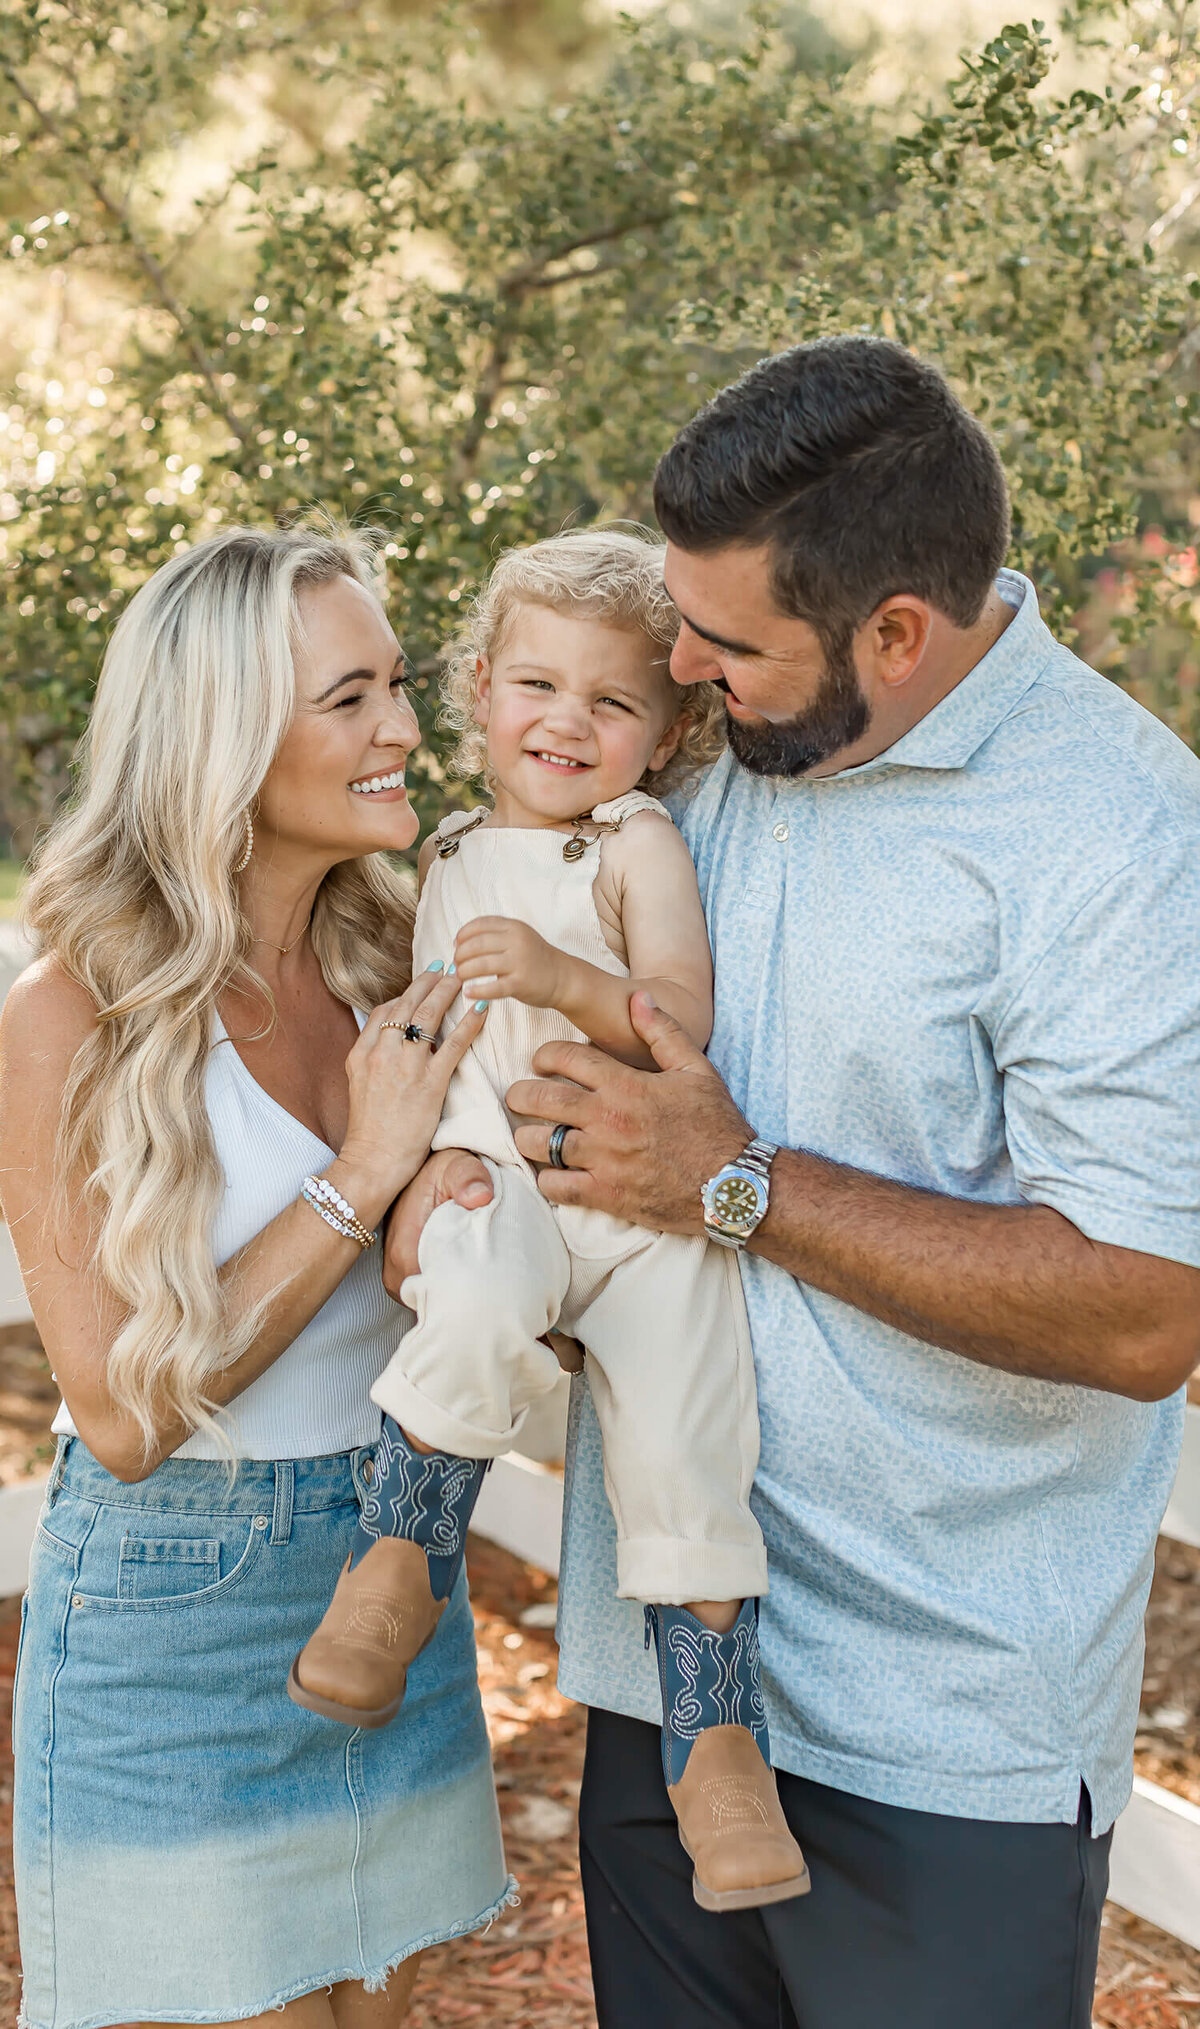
1135, 1534, 1200, 1809
0, 1329, 59, 1489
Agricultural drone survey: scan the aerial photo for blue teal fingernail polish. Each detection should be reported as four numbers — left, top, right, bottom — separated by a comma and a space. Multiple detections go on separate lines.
474, 999, 489, 1012
447, 961, 457, 976
425, 959, 444, 973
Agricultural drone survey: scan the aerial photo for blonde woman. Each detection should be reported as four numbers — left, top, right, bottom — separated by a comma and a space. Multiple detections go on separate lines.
0, 526, 513, 2029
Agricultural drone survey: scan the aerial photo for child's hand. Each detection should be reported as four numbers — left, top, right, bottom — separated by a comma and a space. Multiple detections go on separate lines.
454, 915, 566, 1009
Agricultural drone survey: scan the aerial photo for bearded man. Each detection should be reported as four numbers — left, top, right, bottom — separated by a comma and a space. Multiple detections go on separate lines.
503, 336, 1200, 2029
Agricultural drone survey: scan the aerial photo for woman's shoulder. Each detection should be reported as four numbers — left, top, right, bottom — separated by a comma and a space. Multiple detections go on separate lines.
0, 954, 98, 1069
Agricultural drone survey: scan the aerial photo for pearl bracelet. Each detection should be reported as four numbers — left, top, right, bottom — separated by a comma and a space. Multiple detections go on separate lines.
300, 1174, 376, 1251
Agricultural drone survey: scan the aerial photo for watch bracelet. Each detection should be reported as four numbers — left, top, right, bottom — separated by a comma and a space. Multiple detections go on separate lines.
737, 1135, 779, 1180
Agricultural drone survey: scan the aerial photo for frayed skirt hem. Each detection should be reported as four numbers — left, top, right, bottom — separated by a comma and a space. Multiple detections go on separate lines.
17, 1876, 521, 2029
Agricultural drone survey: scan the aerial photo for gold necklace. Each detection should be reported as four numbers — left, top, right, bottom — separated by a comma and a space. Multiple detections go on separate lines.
251, 913, 312, 956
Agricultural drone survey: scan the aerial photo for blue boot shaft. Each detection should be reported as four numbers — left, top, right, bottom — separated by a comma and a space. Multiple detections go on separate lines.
354, 1415, 487, 1601
646, 1599, 771, 1787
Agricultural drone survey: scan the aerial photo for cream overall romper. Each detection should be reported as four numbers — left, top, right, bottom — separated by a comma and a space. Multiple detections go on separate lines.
371, 793, 767, 1605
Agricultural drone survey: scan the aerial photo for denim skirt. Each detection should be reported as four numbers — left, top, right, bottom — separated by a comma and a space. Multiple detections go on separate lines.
13, 1438, 514, 2029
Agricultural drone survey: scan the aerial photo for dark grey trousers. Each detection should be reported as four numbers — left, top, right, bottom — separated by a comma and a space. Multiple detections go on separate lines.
579, 1708, 1111, 2029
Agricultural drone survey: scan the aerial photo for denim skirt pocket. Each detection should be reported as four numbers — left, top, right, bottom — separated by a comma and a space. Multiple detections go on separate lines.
73, 1509, 267, 1611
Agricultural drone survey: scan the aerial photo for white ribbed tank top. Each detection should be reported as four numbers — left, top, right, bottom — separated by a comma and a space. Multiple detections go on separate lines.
415, 792, 671, 1172
52, 1008, 405, 1460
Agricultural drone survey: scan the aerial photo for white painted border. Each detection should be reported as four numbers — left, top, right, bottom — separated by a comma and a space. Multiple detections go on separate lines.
1109, 1777, 1200, 1950
472, 1451, 564, 1575
0, 1475, 45, 1597
1162, 1401, 1200, 1550
0, 1222, 30, 1328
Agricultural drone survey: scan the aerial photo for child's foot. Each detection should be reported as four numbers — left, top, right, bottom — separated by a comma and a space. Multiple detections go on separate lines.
647, 1600, 811, 1913
288, 1423, 487, 1728
287, 1537, 443, 1727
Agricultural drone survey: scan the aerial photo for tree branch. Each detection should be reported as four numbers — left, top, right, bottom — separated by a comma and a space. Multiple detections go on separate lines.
440, 208, 679, 474
453, 327, 513, 482
1149, 175, 1200, 244
498, 210, 675, 296
3, 63, 249, 446
520, 256, 628, 293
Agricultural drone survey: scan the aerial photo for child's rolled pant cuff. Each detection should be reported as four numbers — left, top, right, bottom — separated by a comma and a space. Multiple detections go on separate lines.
615, 1537, 769, 1606
369, 1366, 519, 1461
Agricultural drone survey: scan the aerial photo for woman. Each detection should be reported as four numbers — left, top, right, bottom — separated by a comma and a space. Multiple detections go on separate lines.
0, 525, 513, 2028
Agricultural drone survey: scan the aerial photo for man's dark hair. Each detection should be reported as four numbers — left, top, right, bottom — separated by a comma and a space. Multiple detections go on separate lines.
653, 336, 1010, 639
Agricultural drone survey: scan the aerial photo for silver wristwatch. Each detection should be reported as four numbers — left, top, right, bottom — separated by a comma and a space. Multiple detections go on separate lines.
700, 1136, 779, 1251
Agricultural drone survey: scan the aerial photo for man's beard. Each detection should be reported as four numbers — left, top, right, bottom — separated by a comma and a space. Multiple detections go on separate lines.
724, 630, 871, 778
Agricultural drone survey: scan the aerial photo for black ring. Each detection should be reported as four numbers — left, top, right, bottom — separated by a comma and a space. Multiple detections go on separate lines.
548, 1123, 571, 1169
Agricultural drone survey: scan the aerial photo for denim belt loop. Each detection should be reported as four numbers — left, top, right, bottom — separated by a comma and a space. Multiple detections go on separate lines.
270, 1460, 295, 1546
45, 1434, 71, 1507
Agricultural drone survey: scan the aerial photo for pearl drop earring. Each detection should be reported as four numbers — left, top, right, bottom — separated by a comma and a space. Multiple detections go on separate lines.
234, 811, 254, 874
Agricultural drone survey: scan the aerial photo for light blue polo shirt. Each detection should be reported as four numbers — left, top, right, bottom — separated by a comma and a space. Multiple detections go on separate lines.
555, 570, 1200, 1835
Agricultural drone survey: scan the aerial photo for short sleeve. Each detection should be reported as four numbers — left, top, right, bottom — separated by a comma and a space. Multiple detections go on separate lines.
994, 834, 1200, 1267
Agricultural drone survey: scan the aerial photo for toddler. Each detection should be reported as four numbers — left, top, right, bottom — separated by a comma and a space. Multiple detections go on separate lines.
290, 529, 809, 1913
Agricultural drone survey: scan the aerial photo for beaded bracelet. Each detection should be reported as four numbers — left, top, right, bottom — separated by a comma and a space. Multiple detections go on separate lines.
300, 1173, 376, 1251
301, 1180, 373, 1250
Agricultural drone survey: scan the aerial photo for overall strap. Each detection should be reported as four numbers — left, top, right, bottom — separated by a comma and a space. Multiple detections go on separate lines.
434, 806, 487, 857
589, 790, 674, 830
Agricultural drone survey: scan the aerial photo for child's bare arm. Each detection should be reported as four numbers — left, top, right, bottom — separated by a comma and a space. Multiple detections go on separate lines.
453, 816, 713, 1070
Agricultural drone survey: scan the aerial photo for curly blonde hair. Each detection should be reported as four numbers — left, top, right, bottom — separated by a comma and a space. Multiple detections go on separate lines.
440, 526, 726, 794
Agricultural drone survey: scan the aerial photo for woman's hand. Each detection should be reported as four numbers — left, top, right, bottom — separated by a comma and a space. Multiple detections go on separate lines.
453, 915, 565, 1009
338, 964, 489, 1207
382, 1148, 495, 1298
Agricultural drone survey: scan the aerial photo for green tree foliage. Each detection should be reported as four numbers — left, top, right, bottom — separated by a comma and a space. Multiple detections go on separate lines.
2, 0, 1199, 842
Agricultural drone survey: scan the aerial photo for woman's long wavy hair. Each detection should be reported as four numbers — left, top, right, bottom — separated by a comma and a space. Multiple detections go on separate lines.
24, 525, 415, 1456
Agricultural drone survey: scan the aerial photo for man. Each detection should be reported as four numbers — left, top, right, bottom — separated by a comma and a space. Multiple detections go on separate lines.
502, 338, 1200, 2027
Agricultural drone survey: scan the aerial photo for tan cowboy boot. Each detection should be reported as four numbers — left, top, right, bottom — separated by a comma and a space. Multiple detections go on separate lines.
648, 1599, 811, 1912
668, 1724, 811, 1913
287, 1537, 444, 1728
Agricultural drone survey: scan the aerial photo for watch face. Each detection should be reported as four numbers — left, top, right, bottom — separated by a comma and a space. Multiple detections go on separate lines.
709, 1171, 766, 1231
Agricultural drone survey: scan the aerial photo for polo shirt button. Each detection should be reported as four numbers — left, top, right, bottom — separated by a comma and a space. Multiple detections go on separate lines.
772, 822, 790, 843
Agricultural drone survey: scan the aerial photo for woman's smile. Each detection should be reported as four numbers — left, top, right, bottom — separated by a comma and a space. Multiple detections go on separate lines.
349, 767, 409, 798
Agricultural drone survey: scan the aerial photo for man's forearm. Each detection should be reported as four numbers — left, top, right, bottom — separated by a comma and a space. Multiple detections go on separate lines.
752, 1147, 1197, 1400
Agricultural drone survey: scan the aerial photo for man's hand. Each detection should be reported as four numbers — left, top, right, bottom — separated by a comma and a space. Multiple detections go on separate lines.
382, 1147, 494, 1299
454, 915, 564, 1008
509, 992, 751, 1232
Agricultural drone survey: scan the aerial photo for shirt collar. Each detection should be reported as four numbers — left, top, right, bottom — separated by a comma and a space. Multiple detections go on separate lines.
822, 571, 1054, 780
